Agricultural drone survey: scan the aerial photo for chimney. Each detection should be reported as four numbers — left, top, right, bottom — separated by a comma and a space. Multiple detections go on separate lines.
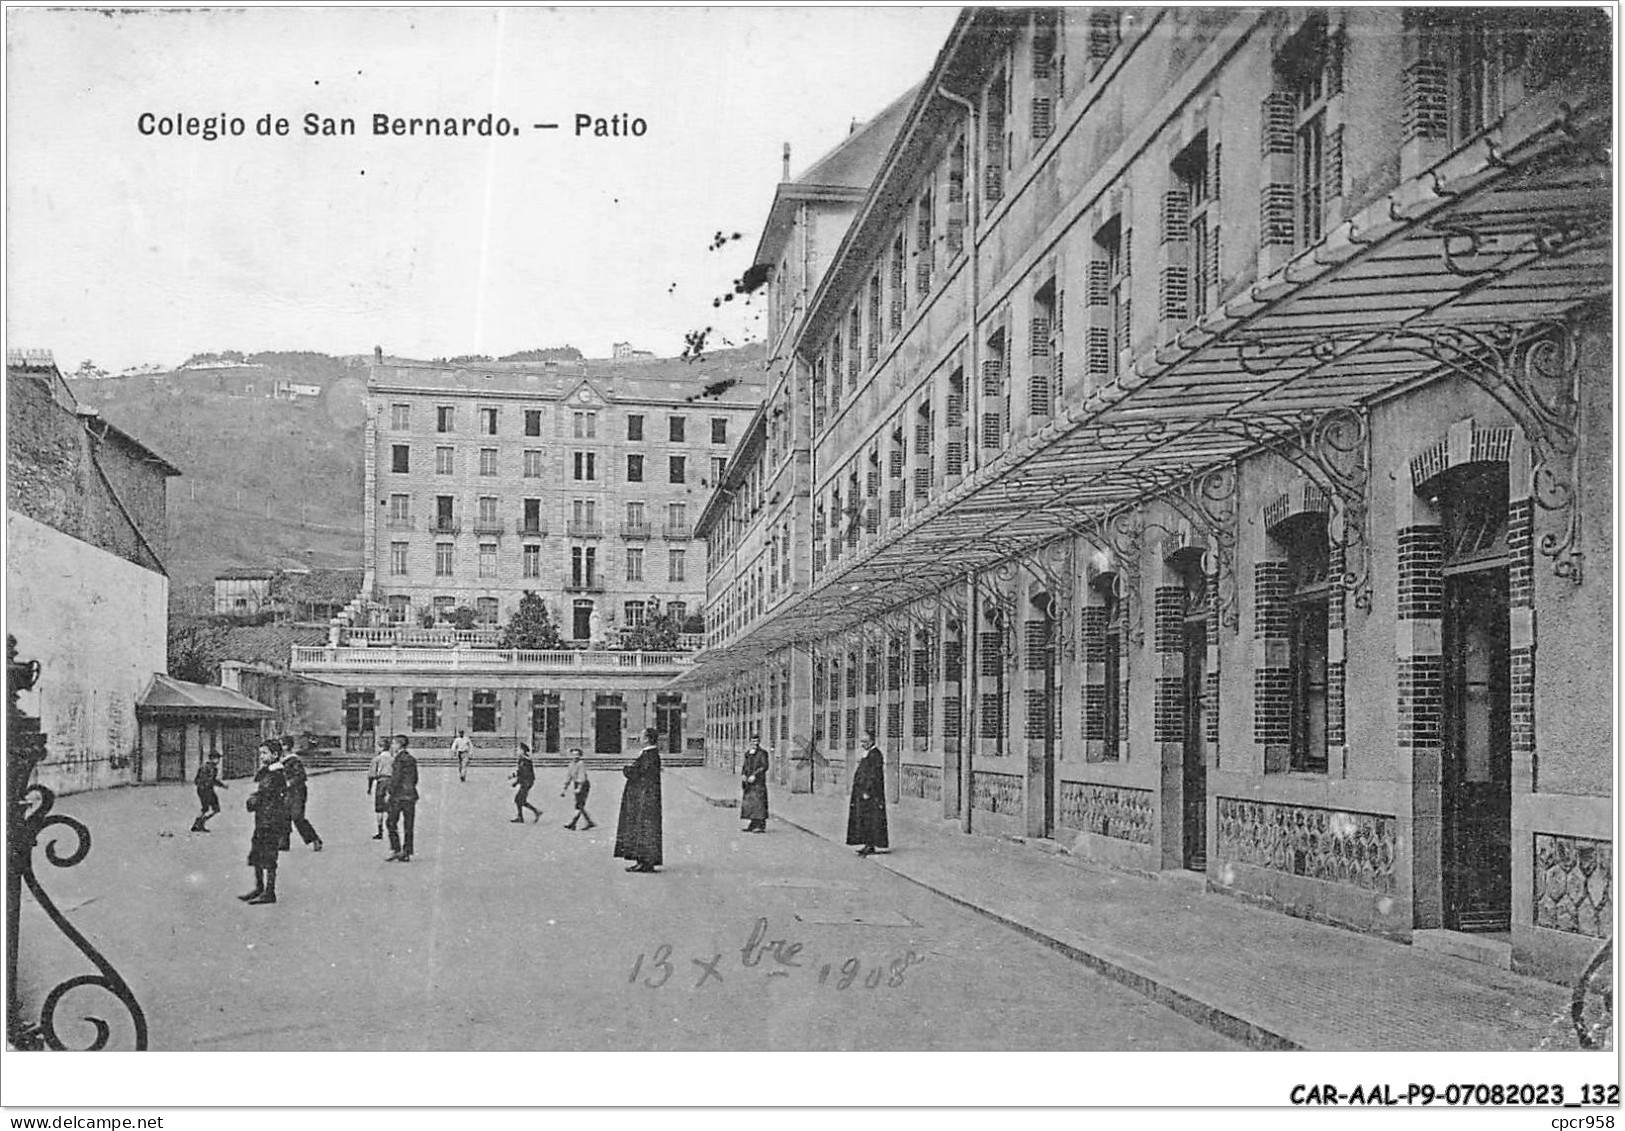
849, 118, 859, 135
781, 142, 790, 181
373, 345, 383, 364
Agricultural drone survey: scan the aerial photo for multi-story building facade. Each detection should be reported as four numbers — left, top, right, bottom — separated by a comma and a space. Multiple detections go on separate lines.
688, 90, 914, 778
688, 7, 1610, 982
292, 349, 764, 757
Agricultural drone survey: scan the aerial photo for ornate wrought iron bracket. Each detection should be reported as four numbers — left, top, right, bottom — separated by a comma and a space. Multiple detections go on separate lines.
1082, 508, 1147, 645
1139, 463, 1241, 633
7, 637, 148, 1051
1381, 315, 1588, 584
1207, 406, 1374, 612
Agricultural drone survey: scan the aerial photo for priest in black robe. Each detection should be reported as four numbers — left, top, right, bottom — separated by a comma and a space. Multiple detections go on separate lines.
615, 727, 664, 872
846, 730, 889, 857
740, 733, 770, 833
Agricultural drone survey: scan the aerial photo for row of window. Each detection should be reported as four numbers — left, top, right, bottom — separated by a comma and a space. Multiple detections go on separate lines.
345, 688, 685, 741
388, 444, 722, 484
388, 404, 730, 444
388, 541, 689, 583
376, 596, 691, 630
385, 496, 691, 534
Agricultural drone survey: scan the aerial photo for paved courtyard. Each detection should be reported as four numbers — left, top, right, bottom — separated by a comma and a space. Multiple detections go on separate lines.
14, 765, 1236, 1051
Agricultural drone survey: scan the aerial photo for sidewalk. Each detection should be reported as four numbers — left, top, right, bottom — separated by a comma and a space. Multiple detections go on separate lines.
676, 766, 1583, 1052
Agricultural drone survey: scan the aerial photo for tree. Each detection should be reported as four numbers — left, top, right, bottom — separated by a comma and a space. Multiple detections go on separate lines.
449, 605, 478, 630
500, 590, 565, 650
623, 599, 680, 652
168, 622, 227, 684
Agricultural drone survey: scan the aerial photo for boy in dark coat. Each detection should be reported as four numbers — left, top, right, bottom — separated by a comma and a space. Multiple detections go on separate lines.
510, 743, 541, 823
740, 733, 770, 833
614, 728, 663, 872
280, 744, 323, 851
385, 735, 419, 863
241, 742, 291, 905
191, 750, 226, 832
846, 730, 889, 857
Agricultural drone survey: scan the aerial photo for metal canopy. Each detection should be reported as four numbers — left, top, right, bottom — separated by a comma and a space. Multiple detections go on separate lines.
680, 91, 1609, 689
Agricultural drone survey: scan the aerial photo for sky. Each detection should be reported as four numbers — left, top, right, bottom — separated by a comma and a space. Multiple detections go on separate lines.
5, 5, 962, 372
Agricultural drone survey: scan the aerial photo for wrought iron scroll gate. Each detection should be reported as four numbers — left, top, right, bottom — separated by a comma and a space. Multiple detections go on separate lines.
7, 636, 148, 1050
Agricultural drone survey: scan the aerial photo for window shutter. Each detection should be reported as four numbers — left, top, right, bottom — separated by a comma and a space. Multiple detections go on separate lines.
945, 391, 963, 427
1326, 27, 1346, 96
1030, 316, 1051, 357
1030, 97, 1053, 142
1032, 30, 1055, 79
981, 411, 1003, 448
1207, 228, 1221, 303
1261, 91, 1296, 156
1159, 264, 1189, 324
1029, 316, 1052, 416
1087, 260, 1110, 305
981, 357, 1004, 396
1088, 11, 1119, 66
1161, 189, 1191, 244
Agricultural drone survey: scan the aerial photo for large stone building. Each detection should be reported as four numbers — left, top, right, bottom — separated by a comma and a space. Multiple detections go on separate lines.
290, 349, 765, 757
686, 7, 1610, 981
7, 349, 181, 792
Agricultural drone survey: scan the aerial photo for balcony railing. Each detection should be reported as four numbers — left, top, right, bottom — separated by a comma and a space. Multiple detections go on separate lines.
472, 518, 507, 536
621, 521, 652, 539
344, 626, 503, 647
566, 520, 603, 538
662, 524, 693, 541
564, 578, 605, 593
431, 518, 461, 535
386, 516, 415, 531
292, 646, 694, 672
518, 521, 548, 538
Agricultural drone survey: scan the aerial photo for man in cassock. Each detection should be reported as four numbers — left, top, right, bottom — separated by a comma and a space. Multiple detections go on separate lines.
615, 727, 664, 872
846, 729, 889, 857
740, 731, 770, 833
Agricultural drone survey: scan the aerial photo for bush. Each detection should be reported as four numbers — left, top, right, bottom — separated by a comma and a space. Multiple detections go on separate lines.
500, 591, 565, 650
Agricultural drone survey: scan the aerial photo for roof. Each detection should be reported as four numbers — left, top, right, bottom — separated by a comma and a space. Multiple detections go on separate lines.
752, 85, 918, 269
216, 568, 278, 582
86, 415, 183, 477
370, 345, 768, 406
798, 83, 920, 189
8, 358, 182, 476
681, 68, 1610, 688
216, 623, 331, 668
271, 567, 365, 605
136, 674, 275, 718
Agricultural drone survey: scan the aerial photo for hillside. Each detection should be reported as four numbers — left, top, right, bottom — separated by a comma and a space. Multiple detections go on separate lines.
69, 358, 367, 616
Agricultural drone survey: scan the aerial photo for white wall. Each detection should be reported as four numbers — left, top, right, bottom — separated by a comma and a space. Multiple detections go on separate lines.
6, 511, 168, 794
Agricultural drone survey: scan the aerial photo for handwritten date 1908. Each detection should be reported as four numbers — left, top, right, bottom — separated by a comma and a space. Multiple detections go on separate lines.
628, 916, 926, 991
